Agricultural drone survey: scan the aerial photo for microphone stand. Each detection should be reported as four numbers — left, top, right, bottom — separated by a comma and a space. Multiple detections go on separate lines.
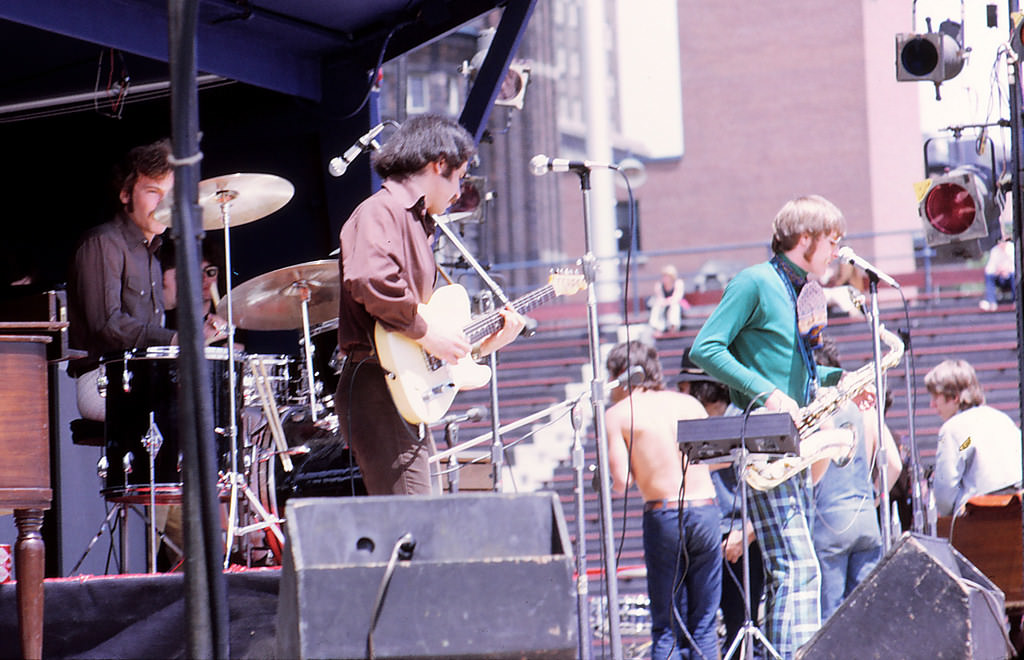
899, 328, 927, 535
570, 398, 594, 660
429, 377, 627, 657
444, 421, 460, 493
866, 274, 893, 549
478, 290, 505, 491
434, 219, 511, 493
573, 166, 624, 659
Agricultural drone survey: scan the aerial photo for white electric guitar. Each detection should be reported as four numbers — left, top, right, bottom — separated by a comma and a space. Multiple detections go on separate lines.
375, 271, 586, 424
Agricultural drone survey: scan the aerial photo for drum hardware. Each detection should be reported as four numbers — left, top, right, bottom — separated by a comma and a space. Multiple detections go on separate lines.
122, 358, 132, 392
69, 500, 184, 577
222, 471, 285, 545
220, 260, 340, 422
223, 357, 294, 563
189, 173, 294, 569
141, 411, 165, 573
250, 356, 293, 472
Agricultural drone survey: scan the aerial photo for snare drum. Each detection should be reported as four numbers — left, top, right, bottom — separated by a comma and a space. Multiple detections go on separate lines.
102, 346, 239, 503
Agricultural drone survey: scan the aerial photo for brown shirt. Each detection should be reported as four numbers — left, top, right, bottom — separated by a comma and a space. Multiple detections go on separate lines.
67, 212, 175, 376
336, 179, 438, 353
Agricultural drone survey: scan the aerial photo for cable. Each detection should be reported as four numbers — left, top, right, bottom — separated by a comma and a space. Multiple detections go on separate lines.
366, 532, 416, 659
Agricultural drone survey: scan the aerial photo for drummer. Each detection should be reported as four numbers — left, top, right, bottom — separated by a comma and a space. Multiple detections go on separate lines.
67, 139, 226, 421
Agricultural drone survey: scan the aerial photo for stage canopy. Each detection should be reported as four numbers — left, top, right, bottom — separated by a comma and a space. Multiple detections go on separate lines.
0, 0, 512, 106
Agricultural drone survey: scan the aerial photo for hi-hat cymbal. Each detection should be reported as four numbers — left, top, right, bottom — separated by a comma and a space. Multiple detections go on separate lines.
154, 173, 294, 229
220, 260, 338, 331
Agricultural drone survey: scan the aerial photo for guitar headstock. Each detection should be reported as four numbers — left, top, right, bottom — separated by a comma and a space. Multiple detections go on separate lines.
548, 269, 586, 297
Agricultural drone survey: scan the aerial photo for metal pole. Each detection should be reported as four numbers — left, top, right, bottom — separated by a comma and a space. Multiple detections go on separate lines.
867, 276, 892, 550
167, 1, 229, 657
576, 168, 623, 658
1006, 0, 1024, 582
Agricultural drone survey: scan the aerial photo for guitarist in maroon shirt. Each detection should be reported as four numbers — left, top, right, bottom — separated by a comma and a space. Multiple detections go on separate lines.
335, 114, 524, 495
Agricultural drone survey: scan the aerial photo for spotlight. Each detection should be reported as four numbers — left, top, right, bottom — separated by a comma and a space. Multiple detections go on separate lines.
917, 164, 1003, 259
895, 20, 967, 98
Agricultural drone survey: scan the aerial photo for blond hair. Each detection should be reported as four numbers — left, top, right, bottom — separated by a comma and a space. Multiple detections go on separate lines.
770, 194, 846, 254
924, 359, 986, 410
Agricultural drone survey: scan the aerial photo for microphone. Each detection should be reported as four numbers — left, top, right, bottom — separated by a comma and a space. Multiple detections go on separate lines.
836, 246, 901, 289
328, 123, 387, 177
606, 365, 646, 393
439, 407, 485, 427
529, 154, 618, 176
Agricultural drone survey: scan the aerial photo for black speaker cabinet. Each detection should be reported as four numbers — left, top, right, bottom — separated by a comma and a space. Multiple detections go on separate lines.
275, 492, 577, 660
796, 532, 1015, 660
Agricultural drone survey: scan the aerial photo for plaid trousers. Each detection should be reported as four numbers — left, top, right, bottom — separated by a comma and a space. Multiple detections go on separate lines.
748, 473, 821, 659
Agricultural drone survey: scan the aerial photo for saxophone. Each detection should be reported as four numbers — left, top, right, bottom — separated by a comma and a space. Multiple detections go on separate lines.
745, 320, 905, 491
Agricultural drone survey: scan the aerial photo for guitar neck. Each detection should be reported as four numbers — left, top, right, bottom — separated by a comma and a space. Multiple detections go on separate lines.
463, 284, 556, 344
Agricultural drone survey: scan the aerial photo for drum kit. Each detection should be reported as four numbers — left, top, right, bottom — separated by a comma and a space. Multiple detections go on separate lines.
99, 172, 356, 570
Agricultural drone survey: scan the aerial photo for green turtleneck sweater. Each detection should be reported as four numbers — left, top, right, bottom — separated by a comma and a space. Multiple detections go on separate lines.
690, 256, 841, 409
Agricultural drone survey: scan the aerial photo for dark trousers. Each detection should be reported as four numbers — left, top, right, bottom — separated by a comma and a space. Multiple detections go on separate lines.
334, 358, 434, 495
720, 540, 765, 656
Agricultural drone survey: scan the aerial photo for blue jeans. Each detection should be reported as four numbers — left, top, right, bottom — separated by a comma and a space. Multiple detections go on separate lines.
817, 544, 880, 621
643, 503, 722, 660
984, 273, 1015, 304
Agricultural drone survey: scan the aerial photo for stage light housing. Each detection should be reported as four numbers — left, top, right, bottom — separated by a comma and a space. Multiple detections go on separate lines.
895, 31, 965, 84
494, 61, 531, 110
917, 165, 1002, 258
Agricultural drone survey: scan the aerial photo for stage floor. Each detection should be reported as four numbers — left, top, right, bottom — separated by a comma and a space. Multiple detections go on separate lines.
0, 568, 279, 659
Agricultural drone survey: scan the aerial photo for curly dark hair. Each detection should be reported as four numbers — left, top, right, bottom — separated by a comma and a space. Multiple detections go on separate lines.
606, 340, 664, 391
372, 114, 475, 180
114, 138, 172, 202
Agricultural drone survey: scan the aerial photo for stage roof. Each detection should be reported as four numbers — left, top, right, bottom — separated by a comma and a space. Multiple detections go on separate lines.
0, 0, 507, 104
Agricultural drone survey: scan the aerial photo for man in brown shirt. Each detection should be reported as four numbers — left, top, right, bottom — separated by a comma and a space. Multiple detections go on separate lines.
335, 115, 523, 495
68, 139, 225, 420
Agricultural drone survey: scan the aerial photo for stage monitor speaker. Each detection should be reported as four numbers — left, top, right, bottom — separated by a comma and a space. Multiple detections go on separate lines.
796, 532, 1015, 660
275, 492, 577, 660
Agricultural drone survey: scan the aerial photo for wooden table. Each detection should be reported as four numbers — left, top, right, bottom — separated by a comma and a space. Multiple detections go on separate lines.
0, 334, 53, 660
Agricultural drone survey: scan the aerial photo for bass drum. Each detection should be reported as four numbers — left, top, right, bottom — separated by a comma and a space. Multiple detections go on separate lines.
102, 346, 238, 503
245, 405, 364, 563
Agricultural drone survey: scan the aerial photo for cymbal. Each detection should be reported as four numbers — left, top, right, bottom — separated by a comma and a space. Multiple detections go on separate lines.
220, 260, 339, 331
154, 173, 294, 230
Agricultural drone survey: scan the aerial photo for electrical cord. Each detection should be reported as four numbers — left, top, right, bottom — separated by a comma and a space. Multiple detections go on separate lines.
366, 532, 416, 659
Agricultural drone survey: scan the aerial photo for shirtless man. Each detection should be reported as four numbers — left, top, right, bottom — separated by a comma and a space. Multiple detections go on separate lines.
605, 340, 722, 660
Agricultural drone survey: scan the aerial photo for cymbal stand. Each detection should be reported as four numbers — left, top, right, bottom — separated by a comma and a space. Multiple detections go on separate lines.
288, 282, 321, 423
211, 190, 248, 568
